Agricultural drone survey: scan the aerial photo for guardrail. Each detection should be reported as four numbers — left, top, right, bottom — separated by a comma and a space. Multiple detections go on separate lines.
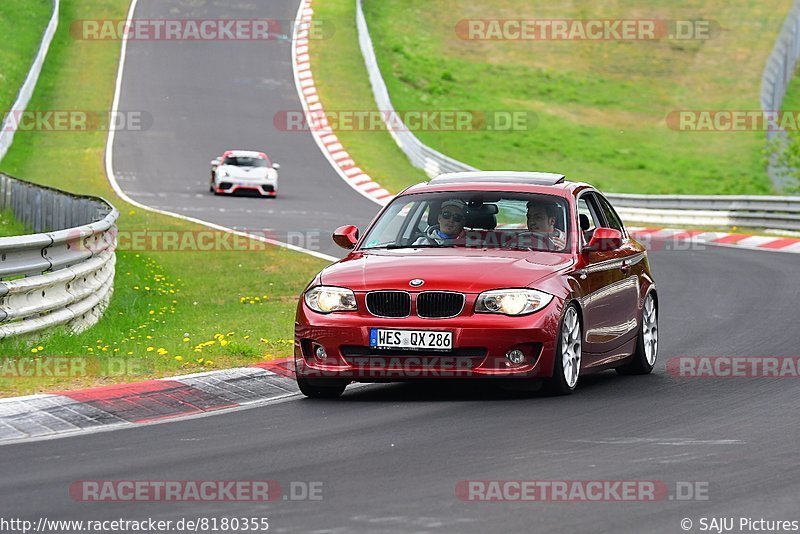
356, 0, 800, 232
761, 0, 800, 190
0, 174, 118, 339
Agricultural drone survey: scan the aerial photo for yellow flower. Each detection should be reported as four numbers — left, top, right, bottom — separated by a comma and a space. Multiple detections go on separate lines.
157, 348, 168, 355
149, 310, 155, 315
146, 346, 154, 352
183, 337, 190, 342
37, 346, 43, 351
205, 360, 214, 366
174, 356, 184, 362
31, 348, 38, 354
219, 339, 229, 347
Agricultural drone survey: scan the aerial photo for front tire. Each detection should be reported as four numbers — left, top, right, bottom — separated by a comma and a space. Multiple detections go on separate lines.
616, 292, 658, 375
297, 377, 347, 399
544, 304, 582, 395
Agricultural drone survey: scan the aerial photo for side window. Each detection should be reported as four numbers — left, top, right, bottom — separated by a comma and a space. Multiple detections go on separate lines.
577, 194, 603, 246
595, 194, 625, 234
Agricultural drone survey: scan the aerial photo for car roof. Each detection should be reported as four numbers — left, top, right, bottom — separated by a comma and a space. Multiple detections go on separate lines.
402, 171, 590, 198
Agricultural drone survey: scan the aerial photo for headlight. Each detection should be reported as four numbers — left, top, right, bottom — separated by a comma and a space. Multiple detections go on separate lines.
304, 286, 357, 313
475, 289, 553, 316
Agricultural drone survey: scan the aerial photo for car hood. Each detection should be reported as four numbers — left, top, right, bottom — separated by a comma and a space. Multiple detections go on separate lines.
319, 248, 573, 293
218, 165, 273, 180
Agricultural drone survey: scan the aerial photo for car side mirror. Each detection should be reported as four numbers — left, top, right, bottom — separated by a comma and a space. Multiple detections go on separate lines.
272, 163, 281, 170
211, 159, 221, 166
333, 225, 359, 250
584, 227, 622, 252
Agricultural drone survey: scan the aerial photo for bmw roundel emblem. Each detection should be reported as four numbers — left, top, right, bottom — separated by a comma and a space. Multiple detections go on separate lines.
409, 279, 424, 287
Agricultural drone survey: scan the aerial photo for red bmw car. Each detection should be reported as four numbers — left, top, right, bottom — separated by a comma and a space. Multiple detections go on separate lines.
295, 172, 658, 398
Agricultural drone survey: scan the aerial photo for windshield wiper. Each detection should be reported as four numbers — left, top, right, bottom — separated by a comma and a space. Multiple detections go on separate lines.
364, 244, 440, 250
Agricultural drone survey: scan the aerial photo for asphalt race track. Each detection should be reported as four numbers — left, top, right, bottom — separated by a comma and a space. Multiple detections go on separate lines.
110, 0, 379, 258
2, 0, 799, 532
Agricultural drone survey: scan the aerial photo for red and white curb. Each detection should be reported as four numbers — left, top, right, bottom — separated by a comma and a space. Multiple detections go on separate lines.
628, 227, 800, 253
292, 0, 392, 206
0, 359, 297, 444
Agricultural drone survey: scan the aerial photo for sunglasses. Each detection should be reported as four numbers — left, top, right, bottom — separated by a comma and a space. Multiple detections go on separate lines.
440, 210, 465, 223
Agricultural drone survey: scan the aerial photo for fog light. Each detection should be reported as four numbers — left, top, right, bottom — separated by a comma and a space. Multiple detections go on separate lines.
314, 344, 327, 361
505, 349, 525, 365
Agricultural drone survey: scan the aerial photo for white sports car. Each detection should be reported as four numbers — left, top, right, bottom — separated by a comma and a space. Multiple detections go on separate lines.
210, 150, 280, 197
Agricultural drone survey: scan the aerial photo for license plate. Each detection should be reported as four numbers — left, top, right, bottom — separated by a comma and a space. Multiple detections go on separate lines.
369, 328, 453, 351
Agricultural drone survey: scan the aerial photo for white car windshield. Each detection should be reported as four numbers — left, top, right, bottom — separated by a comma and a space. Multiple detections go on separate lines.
223, 156, 268, 167
360, 192, 571, 253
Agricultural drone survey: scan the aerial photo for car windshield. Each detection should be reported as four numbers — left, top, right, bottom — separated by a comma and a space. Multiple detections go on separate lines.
360, 192, 571, 253
223, 156, 268, 167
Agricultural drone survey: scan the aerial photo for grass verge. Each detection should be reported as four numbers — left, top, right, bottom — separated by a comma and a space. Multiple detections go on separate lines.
315, 0, 785, 194
0, 0, 327, 397
0, 0, 53, 114
0, 210, 28, 237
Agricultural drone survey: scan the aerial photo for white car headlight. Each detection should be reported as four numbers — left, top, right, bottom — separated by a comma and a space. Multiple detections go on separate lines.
475, 289, 553, 316
304, 286, 357, 313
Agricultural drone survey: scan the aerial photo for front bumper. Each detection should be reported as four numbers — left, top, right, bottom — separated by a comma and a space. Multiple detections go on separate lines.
215, 178, 277, 196
295, 297, 564, 381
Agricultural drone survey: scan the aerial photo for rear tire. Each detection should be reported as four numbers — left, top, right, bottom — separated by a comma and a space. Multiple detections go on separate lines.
616, 292, 658, 375
297, 377, 347, 399
544, 304, 581, 395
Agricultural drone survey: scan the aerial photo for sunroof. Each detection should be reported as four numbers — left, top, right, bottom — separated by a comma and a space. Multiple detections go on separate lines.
429, 171, 566, 186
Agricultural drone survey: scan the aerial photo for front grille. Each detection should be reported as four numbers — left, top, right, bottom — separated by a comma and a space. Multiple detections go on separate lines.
366, 291, 411, 318
340, 346, 486, 368
417, 292, 465, 318
342, 346, 486, 357
219, 182, 233, 189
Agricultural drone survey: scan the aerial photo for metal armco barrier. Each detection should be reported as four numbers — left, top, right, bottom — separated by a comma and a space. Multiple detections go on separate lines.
761, 0, 800, 190
0, 174, 118, 339
356, 0, 800, 231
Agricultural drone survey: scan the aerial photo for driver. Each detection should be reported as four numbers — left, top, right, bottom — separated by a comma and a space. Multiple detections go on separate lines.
519, 200, 566, 251
414, 199, 468, 245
